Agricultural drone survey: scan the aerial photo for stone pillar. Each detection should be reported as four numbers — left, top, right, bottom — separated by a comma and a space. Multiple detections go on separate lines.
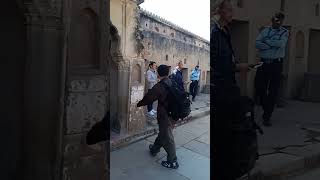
116, 59, 131, 135
128, 58, 147, 134
23, 11, 64, 180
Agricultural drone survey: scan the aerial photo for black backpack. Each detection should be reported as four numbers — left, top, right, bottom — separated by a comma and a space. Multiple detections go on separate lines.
232, 96, 264, 179
160, 79, 191, 121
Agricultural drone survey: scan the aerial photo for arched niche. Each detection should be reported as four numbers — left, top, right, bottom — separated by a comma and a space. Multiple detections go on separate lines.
132, 64, 142, 84
69, 8, 99, 68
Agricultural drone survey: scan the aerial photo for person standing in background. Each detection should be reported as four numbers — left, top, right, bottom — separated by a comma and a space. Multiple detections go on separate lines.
189, 65, 201, 101
171, 61, 186, 92
255, 12, 289, 127
146, 61, 158, 118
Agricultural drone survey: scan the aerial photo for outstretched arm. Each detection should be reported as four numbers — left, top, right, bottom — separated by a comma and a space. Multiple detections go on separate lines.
137, 86, 159, 107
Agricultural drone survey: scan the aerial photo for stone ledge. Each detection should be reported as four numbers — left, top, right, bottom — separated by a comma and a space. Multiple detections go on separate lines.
110, 108, 210, 151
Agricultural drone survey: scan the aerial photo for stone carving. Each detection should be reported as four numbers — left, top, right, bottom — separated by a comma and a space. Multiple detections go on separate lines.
24, 1, 62, 29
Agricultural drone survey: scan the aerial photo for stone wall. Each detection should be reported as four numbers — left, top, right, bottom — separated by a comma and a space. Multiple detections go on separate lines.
63, 0, 109, 179
139, 9, 210, 92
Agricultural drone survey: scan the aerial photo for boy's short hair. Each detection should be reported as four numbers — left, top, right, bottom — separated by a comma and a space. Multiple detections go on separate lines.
157, 65, 170, 77
149, 61, 156, 67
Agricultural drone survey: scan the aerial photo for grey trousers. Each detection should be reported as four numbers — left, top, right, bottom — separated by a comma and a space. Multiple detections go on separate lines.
151, 125, 177, 162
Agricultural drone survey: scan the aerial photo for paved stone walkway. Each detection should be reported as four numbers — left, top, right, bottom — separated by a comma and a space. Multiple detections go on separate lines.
110, 115, 210, 180
241, 100, 320, 179
289, 167, 320, 180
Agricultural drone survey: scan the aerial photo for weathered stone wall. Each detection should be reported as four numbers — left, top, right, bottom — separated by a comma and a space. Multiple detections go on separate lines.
139, 9, 210, 92
110, 0, 147, 136
62, 0, 109, 179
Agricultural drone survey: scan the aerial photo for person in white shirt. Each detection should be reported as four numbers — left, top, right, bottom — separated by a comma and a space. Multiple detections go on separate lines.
146, 61, 158, 117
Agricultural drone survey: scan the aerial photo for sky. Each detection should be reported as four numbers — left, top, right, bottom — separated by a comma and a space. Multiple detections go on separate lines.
139, 0, 210, 41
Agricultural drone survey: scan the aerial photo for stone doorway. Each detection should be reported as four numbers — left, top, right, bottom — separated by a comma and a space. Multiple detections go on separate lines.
308, 29, 320, 73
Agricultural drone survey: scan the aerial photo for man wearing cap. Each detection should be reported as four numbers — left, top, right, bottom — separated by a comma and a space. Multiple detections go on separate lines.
255, 12, 289, 126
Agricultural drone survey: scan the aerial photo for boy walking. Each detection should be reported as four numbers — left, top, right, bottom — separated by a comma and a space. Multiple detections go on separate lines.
137, 64, 179, 169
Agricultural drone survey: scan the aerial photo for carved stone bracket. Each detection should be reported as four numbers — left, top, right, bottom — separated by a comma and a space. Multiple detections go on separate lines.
24, 1, 62, 29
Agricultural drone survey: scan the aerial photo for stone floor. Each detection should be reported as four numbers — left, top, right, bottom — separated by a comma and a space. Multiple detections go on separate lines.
110, 115, 210, 180
289, 167, 320, 180
243, 100, 320, 179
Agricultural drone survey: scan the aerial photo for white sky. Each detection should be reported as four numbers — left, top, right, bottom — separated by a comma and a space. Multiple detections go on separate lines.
139, 0, 210, 41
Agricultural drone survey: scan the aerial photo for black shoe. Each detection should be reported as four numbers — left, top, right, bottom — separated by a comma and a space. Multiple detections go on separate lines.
149, 144, 159, 156
192, 97, 195, 102
161, 161, 179, 169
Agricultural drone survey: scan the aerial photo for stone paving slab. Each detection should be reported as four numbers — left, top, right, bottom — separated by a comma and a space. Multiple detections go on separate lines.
196, 131, 210, 145
111, 115, 210, 180
110, 162, 190, 180
183, 140, 210, 158
173, 128, 200, 148
158, 148, 210, 180
111, 140, 160, 169
255, 153, 303, 175
177, 122, 210, 137
289, 167, 320, 180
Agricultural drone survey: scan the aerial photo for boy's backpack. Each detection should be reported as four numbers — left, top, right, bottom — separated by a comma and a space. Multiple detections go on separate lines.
232, 96, 264, 179
160, 79, 191, 121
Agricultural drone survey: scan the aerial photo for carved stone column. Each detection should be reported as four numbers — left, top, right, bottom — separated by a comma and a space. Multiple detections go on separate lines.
128, 58, 147, 134
23, 2, 64, 180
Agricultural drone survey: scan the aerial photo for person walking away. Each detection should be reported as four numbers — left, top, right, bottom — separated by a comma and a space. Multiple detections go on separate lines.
211, 0, 255, 179
171, 61, 186, 92
189, 65, 201, 101
146, 61, 158, 118
255, 12, 289, 127
137, 65, 179, 169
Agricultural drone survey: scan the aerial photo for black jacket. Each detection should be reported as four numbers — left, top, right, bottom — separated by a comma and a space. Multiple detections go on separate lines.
211, 22, 237, 87
170, 68, 184, 91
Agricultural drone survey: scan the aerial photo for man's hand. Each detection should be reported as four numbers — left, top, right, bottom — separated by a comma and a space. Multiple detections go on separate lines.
237, 63, 251, 72
137, 101, 142, 107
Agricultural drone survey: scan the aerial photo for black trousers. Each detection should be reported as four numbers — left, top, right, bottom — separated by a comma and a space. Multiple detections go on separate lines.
189, 80, 199, 98
147, 89, 153, 112
212, 84, 240, 180
255, 61, 283, 120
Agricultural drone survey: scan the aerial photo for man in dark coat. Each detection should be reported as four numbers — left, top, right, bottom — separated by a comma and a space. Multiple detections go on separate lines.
171, 61, 185, 91
137, 64, 179, 169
